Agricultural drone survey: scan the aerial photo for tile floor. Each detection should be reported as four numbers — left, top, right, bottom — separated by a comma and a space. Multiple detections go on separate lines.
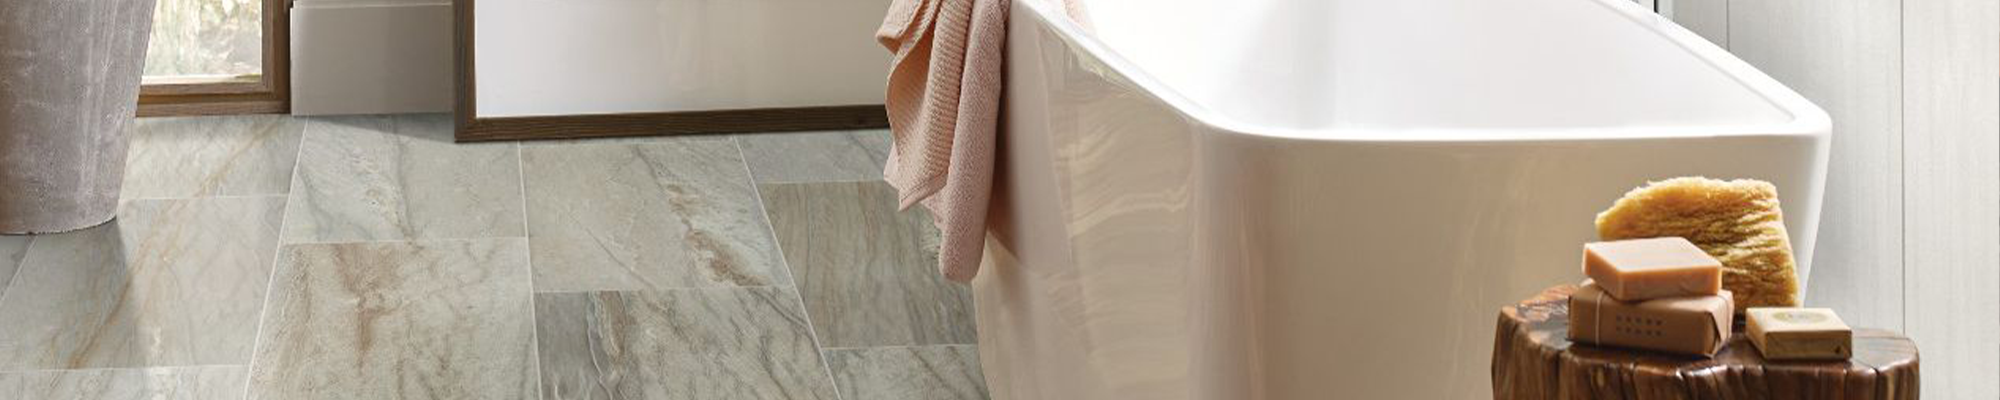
0, 114, 986, 400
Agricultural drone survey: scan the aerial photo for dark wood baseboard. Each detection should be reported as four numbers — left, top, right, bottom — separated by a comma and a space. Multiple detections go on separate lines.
453, 105, 890, 142
137, 96, 286, 117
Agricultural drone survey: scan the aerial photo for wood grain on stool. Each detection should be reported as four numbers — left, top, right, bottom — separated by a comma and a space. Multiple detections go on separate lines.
1494, 285, 1919, 400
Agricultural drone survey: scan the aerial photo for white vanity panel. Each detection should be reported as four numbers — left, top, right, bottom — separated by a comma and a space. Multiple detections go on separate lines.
474, 0, 893, 118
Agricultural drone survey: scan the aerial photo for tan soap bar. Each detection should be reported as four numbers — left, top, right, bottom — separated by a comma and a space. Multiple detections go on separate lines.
1747, 307, 1853, 361
1568, 281, 1733, 357
1583, 237, 1723, 301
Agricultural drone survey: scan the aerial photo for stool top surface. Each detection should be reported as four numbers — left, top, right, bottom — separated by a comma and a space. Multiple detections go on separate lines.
1494, 284, 1919, 400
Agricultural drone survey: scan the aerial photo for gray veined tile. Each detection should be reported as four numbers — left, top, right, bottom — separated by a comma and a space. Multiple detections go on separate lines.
0, 196, 286, 370
759, 181, 975, 347
825, 346, 988, 400
246, 238, 537, 400
737, 130, 890, 183
283, 114, 525, 243
535, 287, 837, 400
522, 141, 789, 291
121, 115, 306, 199
0, 236, 29, 300
3, 365, 247, 400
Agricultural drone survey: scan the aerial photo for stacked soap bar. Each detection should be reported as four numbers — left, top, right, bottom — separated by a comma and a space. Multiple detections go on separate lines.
1569, 237, 1733, 356
1747, 307, 1853, 360
1569, 282, 1733, 356
1583, 237, 1723, 301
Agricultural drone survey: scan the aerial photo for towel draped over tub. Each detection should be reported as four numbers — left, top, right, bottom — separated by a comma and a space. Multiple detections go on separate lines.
878, 0, 1088, 282
875, 0, 1012, 282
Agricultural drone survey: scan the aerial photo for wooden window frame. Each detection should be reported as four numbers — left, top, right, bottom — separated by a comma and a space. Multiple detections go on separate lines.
137, 0, 291, 117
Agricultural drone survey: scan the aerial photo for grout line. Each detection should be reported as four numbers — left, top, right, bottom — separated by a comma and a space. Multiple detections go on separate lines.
120, 193, 296, 202
513, 141, 546, 398
820, 344, 980, 352
734, 137, 848, 400
516, 135, 731, 149
238, 115, 318, 400
757, 178, 893, 186
531, 284, 793, 295
275, 236, 528, 247
0, 236, 41, 325
0, 364, 249, 375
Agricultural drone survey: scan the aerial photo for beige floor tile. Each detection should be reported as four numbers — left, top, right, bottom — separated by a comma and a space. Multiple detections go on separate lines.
246, 238, 537, 400
522, 140, 788, 291
535, 287, 836, 400
0, 196, 285, 370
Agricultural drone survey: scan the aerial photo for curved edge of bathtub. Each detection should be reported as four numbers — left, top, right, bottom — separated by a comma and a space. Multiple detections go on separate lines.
1012, 0, 1832, 144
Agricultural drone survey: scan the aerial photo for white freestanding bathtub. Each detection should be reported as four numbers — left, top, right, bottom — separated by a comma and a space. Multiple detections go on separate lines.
974, 0, 1831, 399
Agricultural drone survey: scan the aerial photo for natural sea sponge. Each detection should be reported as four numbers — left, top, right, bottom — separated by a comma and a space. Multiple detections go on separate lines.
1595, 177, 1800, 312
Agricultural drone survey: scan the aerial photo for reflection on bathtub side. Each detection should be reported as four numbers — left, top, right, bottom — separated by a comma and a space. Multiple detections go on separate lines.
976, 7, 1198, 399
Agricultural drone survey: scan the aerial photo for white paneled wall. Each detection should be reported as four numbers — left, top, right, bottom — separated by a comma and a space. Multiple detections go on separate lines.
1904, 0, 2000, 397
1673, 1, 1999, 396
1729, 0, 1905, 334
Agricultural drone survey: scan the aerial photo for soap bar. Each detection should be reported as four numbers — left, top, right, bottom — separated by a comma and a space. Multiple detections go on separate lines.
1583, 237, 1723, 301
1595, 177, 1801, 313
1568, 281, 1733, 357
1747, 307, 1853, 361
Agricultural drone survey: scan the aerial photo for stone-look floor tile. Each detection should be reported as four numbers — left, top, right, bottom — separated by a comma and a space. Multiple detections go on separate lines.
0, 236, 28, 300
536, 288, 836, 400
760, 181, 975, 347
737, 130, 889, 183
247, 239, 537, 400
121, 115, 306, 199
0, 196, 286, 370
283, 114, 525, 243
825, 346, 987, 400
522, 141, 789, 291
3, 365, 247, 400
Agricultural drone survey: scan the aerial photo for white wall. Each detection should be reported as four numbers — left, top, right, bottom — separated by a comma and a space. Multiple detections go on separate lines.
290, 0, 454, 115
289, 0, 890, 117
1673, 1, 1999, 396
471, 0, 892, 118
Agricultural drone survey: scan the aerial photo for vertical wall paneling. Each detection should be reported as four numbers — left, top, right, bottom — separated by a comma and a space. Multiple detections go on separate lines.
1903, 0, 2000, 397
1667, 0, 1729, 47
1718, 0, 1906, 331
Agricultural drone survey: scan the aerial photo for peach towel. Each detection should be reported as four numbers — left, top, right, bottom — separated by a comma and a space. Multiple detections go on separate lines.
876, 0, 1011, 282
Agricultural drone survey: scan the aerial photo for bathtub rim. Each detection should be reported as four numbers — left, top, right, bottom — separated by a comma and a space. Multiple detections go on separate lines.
1014, 0, 1833, 144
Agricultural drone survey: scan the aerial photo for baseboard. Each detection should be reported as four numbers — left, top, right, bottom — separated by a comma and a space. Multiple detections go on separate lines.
454, 105, 890, 142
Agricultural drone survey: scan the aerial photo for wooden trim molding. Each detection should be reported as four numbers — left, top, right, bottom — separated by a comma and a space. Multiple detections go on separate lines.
452, 0, 889, 142
136, 96, 287, 118
455, 105, 892, 142
137, 0, 291, 117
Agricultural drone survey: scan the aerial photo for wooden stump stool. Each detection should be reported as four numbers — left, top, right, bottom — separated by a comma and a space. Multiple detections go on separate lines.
1494, 285, 1919, 400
